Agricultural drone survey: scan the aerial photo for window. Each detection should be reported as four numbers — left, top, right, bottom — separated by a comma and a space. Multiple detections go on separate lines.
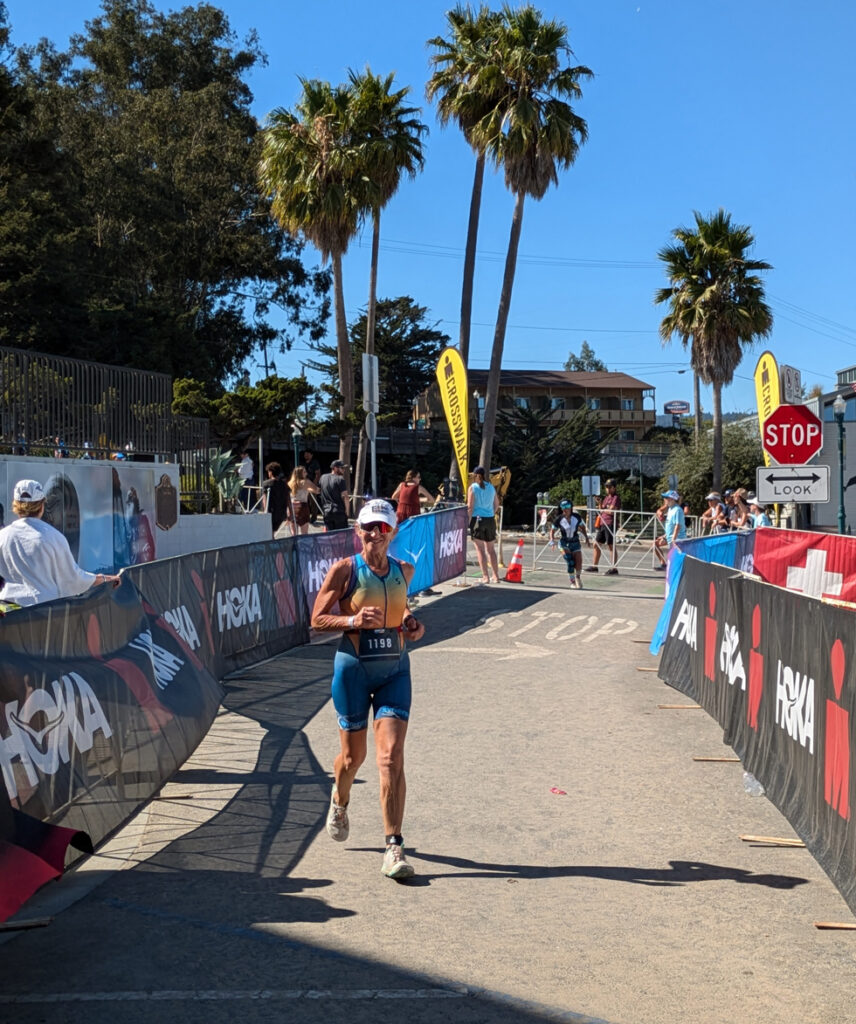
513, 397, 530, 410
588, 398, 600, 411
620, 429, 635, 441
550, 397, 565, 411
621, 398, 635, 411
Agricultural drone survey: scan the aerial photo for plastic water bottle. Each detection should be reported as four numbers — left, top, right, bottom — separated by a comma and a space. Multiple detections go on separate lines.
742, 770, 766, 797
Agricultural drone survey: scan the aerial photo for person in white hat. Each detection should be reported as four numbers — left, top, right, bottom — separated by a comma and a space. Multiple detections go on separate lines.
747, 495, 772, 528
0, 479, 120, 608
311, 497, 425, 880
653, 490, 686, 569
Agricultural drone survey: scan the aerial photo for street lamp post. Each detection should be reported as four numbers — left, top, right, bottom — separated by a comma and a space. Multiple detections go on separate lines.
833, 393, 846, 535
628, 454, 644, 512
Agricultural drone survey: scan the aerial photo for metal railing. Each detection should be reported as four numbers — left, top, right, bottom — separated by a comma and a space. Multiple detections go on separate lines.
530, 506, 706, 575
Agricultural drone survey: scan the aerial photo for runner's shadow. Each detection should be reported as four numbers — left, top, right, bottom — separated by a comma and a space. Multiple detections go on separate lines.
347, 849, 809, 890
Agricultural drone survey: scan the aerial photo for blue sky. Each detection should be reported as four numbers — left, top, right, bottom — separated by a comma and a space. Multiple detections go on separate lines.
6, 0, 856, 416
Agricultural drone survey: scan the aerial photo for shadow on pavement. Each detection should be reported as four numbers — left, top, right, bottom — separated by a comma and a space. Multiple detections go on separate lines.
350, 849, 810, 890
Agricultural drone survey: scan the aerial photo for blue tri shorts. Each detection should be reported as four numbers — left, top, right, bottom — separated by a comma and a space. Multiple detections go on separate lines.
331, 640, 412, 731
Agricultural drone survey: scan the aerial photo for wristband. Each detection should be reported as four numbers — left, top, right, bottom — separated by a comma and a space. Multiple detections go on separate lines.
347, 615, 356, 630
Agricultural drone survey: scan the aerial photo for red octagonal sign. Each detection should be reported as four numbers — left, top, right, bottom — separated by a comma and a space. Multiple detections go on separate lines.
762, 404, 823, 464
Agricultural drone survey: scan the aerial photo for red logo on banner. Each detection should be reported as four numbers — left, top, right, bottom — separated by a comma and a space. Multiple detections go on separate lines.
748, 605, 764, 731
825, 639, 850, 820
704, 582, 717, 682
753, 530, 856, 604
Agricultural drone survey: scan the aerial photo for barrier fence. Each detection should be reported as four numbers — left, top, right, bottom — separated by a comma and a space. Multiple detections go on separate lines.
0, 505, 468, 920
654, 528, 856, 917
530, 507, 703, 575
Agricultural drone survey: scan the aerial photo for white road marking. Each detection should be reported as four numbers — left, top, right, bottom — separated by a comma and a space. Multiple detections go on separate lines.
580, 618, 639, 643
507, 611, 564, 638
439, 641, 551, 661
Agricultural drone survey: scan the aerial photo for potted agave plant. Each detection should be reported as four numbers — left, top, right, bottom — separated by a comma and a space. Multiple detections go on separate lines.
209, 449, 243, 513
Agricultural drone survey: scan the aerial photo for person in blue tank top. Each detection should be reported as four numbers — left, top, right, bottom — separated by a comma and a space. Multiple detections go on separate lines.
467, 465, 500, 583
312, 498, 425, 880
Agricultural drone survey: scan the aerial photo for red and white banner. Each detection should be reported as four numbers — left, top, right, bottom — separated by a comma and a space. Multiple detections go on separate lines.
753, 527, 856, 604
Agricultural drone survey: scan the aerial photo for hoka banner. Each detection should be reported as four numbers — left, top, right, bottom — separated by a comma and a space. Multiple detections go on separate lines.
659, 555, 856, 915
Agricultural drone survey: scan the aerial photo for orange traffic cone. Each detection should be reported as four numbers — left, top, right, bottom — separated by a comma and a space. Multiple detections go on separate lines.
504, 537, 525, 583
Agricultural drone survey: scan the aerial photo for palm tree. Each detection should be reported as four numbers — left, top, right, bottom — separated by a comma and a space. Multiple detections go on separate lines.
474, 4, 592, 471
427, 5, 504, 368
258, 79, 367, 473
348, 67, 427, 496
427, 5, 504, 491
655, 209, 773, 492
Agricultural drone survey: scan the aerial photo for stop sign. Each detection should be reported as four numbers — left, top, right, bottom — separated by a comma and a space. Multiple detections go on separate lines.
762, 404, 823, 464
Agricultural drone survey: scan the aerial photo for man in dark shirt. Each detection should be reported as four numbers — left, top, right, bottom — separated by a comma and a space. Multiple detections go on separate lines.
261, 462, 292, 537
319, 460, 350, 531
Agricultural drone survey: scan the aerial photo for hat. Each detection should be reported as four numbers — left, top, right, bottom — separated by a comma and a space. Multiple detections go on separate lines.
705, 491, 722, 501
473, 465, 486, 476
746, 493, 760, 506
559, 499, 573, 509
605, 478, 617, 487
357, 499, 397, 530
723, 489, 734, 497
661, 490, 680, 501
14, 479, 45, 502
330, 459, 345, 469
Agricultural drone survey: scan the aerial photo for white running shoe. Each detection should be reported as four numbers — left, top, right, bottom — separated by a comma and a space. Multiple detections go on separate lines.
326, 791, 349, 842
381, 843, 415, 879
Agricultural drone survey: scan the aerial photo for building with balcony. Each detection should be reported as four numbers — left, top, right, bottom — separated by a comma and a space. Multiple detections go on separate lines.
414, 368, 656, 442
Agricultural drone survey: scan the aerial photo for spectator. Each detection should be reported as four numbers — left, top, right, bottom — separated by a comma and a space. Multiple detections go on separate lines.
237, 450, 255, 509
700, 491, 727, 535
303, 449, 322, 523
319, 460, 350, 532
0, 479, 119, 607
287, 464, 320, 535
653, 489, 686, 570
262, 462, 292, 538
586, 477, 620, 575
747, 495, 772, 528
390, 470, 434, 524
467, 466, 500, 584
732, 488, 752, 530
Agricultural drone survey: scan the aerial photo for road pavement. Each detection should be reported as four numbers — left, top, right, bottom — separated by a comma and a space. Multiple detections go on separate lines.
2, 568, 855, 1024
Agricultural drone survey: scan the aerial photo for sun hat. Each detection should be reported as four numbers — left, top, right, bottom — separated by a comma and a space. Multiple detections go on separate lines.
723, 489, 734, 497
356, 499, 397, 530
746, 493, 760, 506
473, 465, 486, 476
661, 490, 680, 501
13, 479, 46, 502
705, 491, 722, 501
559, 499, 573, 509
605, 478, 616, 487
330, 459, 345, 469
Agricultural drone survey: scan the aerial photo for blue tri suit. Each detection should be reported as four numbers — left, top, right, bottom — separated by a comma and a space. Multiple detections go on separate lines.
331, 554, 412, 731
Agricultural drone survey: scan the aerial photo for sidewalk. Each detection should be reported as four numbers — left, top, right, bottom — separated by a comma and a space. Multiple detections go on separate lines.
1, 577, 854, 1024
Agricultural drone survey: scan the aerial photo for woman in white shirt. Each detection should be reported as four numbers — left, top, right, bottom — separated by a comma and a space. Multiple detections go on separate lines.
287, 465, 321, 535
0, 479, 119, 608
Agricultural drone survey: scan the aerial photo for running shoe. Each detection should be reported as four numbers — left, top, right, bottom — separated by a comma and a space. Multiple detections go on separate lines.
326, 791, 349, 842
654, 564, 667, 572
381, 843, 415, 879
576, 578, 584, 590
584, 566, 598, 573
569, 577, 578, 589
605, 568, 619, 576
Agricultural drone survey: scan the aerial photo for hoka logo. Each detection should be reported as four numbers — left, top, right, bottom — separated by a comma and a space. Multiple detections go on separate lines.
439, 528, 463, 558
0, 672, 113, 800
775, 659, 815, 755
670, 598, 698, 650
127, 630, 185, 690
307, 558, 335, 592
162, 605, 200, 651
216, 583, 262, 631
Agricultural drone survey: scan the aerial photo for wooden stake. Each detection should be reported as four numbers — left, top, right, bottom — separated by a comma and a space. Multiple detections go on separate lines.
657, 703, 701, 710
814, 922, 856, 930
636, 667, 659, 672
739, 834, 805, 848
693, 756, 740, 763
0, 917, 52, 932
155, 794, 195, 801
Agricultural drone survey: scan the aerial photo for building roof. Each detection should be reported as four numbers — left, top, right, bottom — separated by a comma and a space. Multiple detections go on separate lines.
467, 369, 654, 391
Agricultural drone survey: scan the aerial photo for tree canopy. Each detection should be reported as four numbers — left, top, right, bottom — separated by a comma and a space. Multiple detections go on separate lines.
564, 341, 606, 372
1, 0, 329, 389
306, 296, 449, 428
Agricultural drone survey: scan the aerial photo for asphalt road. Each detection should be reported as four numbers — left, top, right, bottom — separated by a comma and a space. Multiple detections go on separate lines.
2, 569, 855, 1024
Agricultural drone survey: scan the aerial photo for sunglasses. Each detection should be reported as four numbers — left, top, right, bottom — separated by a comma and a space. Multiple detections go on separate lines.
360, 521, 393, 535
